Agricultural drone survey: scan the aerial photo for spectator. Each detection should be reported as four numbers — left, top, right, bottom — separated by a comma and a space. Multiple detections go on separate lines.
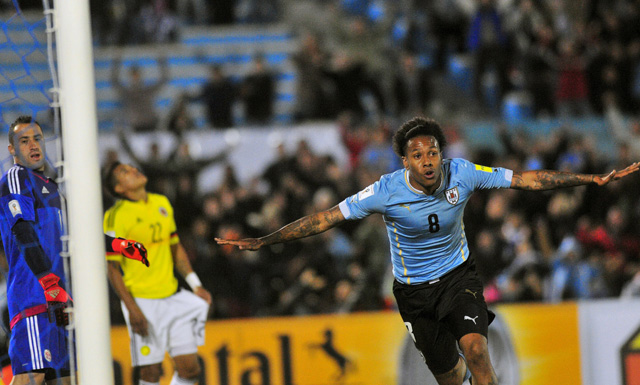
334, 16, 389, 114
428, 0, 469, 72
503, 0, 546, 54
236, 0, 280, 24
292, 32, 332, 122
117, 128, 229, 196
576, 206, 640, 265
193, 65, 237, 129
359, 124, 400, 174
555, 39, 591, 117
392, 52, 431, 119
523, 24, 557, 117
604, 91, 640, 158
549, 236, 592, 301
240, 54, 275, 126
175, 0, 208, 25
211, 0, 236, 25
467, 0, 510, 106
111, 55, 169, 132
135, 0, 179, 44
167, 93, 196, 139
322, 51, 373, 119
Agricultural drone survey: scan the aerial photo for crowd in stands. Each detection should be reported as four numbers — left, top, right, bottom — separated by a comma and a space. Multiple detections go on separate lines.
104, 109, 640, 324
90, 0, 640, 322
87, 0, 282, 45
91, 0, 640, 133
286, 0, 640, 120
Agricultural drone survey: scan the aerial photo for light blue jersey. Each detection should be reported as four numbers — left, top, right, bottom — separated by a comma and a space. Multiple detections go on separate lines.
339, 158, 513, 284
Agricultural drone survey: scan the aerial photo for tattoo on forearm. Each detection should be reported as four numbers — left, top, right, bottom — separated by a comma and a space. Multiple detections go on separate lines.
262, 208, 343, 245
513, 171, 593, 191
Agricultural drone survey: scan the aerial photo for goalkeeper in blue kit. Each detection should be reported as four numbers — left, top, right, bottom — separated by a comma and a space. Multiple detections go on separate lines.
0, 116, 148, 385
217, 116, 639, 385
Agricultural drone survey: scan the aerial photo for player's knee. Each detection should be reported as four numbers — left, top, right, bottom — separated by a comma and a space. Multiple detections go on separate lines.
462, 337, 489, 366
10, 372, 45, 385
176, 361, 201, 380
139, 364, 162, 382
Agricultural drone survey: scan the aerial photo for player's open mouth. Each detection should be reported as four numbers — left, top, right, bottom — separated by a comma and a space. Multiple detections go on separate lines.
425, 170, 435, 179
30, 153, 41, 160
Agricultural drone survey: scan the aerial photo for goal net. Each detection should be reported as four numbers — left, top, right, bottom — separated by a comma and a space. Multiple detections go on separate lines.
0, 1, 112, 384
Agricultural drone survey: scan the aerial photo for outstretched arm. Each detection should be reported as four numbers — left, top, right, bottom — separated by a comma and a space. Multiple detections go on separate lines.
511, 162, 640, 190
117, 127, 146, 166
215, 205, 346, 250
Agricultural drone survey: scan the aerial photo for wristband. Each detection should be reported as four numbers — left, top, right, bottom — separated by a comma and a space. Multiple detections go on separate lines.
185, 272, 202, 289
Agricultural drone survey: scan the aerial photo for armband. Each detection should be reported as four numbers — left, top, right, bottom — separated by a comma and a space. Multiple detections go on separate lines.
185, 272, 202, 289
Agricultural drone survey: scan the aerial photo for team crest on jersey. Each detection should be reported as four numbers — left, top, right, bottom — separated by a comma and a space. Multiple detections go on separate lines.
44, 349, 52, 362
8, 200, 21, 217
445, 187, 459, 205
159, 207, 168, 217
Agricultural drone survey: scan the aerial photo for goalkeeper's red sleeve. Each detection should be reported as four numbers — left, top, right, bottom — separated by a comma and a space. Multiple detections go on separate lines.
38, 272, 72, 326
111, 237, 149, 267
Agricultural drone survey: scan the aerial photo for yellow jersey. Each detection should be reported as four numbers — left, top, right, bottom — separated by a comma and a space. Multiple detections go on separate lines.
104, 193, 180, 299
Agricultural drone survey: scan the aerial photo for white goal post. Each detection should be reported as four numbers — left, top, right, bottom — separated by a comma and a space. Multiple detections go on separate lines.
53, 0, 114, 384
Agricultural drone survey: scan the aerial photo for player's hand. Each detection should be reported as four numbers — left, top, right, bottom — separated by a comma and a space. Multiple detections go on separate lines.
214, 237, 264, 251
193, 286, 212, 305
128, 305, 149, 337
113, 238, 149, 267
594, 162, 640, 185
38, 273, 73, 327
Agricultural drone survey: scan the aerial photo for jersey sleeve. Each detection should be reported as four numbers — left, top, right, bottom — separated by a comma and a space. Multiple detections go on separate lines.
338, 177, 388, 220
454, 158, 513, 191
0, 168, 36, 228
103, 203, 125, 262
162, 195, 180, 246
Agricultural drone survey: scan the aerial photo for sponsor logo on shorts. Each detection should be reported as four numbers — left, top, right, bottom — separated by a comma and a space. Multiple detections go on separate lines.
141, 346, 151, 356
465, 289, 478, 298
464, 315, 478, 325
159, 207, 168, 217
44, 349, 52, 362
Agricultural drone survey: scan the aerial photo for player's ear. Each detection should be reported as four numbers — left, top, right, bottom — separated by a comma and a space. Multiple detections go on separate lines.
402, 156, 408, 169
8, 143, 15, 157
113, 182, 125, 197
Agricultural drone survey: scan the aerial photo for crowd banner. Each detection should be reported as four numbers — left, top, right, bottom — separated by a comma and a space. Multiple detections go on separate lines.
110, 298, 640, 385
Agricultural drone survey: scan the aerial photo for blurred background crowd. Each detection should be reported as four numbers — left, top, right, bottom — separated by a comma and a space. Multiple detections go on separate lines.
5, 0, 640, 323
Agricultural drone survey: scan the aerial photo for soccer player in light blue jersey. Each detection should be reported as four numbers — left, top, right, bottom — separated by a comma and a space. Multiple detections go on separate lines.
216, 116, 639, 385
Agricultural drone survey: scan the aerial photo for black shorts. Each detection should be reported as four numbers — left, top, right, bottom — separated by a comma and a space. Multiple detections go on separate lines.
393, 258, 495, 375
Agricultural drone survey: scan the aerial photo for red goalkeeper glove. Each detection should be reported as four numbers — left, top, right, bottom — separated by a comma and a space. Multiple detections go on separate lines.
112, 238, 149, 267
38, 272, 73, 327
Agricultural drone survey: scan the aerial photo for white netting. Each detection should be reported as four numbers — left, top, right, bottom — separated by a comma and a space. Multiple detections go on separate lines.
0, 1, 74, 383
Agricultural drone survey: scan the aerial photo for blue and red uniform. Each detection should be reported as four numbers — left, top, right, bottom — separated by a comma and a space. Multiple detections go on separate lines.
0, 164, 71, 376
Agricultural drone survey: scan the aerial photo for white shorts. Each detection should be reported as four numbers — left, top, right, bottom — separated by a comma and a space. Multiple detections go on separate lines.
121, 289, 209, 367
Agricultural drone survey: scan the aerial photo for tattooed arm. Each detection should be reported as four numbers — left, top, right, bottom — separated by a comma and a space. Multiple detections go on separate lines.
511, 162, 640, 191
215, 205, 346, 250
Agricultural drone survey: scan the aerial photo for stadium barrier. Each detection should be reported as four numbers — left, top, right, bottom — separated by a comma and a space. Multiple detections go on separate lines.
108, 298, 640, 385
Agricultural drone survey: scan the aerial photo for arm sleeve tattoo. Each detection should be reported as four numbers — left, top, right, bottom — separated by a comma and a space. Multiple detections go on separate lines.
261, 206, 345, 245
511, 170, 595, 191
